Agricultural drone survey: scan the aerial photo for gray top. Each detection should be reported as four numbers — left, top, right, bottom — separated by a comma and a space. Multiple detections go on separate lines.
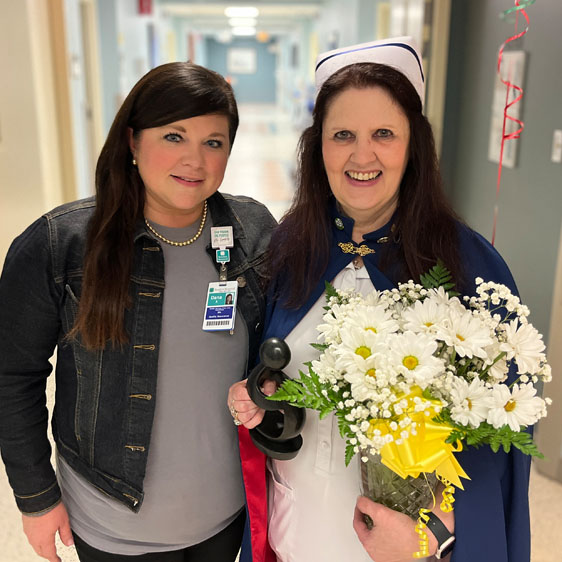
57, 215, 247, 554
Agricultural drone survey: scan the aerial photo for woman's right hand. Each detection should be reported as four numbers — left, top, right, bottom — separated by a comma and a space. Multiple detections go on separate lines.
227, 379, 277, 429
22, 501, 74, 562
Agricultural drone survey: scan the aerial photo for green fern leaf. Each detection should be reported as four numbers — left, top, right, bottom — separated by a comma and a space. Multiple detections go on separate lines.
345, 443, 355, 466
420, 260, 459, 296
310, 343, 329, 352
325, 281, 339, 300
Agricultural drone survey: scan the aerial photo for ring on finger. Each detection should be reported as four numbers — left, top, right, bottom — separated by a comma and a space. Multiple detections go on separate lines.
230, 401, 243, 426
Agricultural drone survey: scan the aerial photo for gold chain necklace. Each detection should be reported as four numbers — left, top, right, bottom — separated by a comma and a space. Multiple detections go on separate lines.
144, 201, 208, 247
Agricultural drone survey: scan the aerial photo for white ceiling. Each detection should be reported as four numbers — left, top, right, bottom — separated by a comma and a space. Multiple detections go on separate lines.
159, 1, 325, 34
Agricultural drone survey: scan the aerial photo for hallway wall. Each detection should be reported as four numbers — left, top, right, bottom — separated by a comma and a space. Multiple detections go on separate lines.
96, 0, 120, 135
206, 37, 278, 104
0, 0, 65, 264
442, 0, 562, 343
440, 0, 562, 482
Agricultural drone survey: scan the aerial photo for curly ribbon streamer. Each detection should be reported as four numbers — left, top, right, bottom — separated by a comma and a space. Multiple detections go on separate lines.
413, 475, 456, 557
412, 475, 456, 558
438, 475, 456, 512
500, 0, 536, 19
492, 0, 534, 246
414, 508, 431, 558
413, 481, 456, 558
367, 387, 470, 489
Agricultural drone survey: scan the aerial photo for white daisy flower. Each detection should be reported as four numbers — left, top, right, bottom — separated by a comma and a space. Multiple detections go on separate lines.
363, 289, 383, 306
402, 297, 448, 334
487, 383, 545, 431
450, 377, 493, 428
426, 286, 464, 310
483, 341, 509, 382
345, 304, 399, 336
500, 319, 545, 375
388, 331, 445, 388
488, 356, 509, 382
334, 326, 386, 372
436, 308, 494, 359
311, 348, 342, 384
317, 303, 352, 344
343, 354, 396, 402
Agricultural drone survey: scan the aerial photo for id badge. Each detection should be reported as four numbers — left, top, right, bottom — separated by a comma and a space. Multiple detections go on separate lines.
211, 226, 234, 249
202, 281, 238, 331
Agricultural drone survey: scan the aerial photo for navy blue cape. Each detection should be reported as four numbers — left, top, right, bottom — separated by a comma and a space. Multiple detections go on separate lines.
241, 209, 531, 562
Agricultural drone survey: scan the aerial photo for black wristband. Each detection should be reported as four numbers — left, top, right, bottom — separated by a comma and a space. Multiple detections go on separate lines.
425, 511, 455, 559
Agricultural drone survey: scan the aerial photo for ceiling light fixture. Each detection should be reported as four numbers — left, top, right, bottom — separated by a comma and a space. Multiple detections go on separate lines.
231, 26, 257, 36
224, 7, 259, 18
228, 17, 257, 27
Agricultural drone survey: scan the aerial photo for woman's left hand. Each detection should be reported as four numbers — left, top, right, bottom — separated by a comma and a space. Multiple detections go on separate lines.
353, 496, 438, 562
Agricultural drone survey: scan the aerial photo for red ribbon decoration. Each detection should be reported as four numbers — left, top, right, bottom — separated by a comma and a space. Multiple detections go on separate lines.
492, 1, 533, 246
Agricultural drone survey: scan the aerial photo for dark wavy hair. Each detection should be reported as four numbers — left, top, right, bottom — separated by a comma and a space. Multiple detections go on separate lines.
71, 62, 239, 349
269, 62, 463, 307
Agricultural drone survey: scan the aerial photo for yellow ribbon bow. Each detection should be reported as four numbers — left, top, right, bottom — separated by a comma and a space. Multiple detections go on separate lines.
367, 386, 470, 489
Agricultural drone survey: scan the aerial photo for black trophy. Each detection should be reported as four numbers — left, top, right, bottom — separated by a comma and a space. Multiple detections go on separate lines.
246, 338, 305, 460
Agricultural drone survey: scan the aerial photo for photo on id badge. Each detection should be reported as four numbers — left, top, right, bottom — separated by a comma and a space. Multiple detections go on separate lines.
202, 281, 238, 331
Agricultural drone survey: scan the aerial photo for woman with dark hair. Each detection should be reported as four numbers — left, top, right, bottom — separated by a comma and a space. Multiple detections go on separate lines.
0, 62, 275, 561
229, 38, 530, 562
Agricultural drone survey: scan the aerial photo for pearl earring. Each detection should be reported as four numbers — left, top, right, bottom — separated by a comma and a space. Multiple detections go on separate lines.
132, 158, 137, 166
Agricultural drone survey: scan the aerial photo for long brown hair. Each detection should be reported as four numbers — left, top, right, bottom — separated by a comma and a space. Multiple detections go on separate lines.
71, 62, 239, 349
269, 63, 463, 307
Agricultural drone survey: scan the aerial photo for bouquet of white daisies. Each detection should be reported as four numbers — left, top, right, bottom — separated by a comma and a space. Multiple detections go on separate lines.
270, 263, 551, 486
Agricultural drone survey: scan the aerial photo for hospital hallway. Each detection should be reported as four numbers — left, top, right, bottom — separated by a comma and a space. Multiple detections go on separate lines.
221, 103, 299, 220
2, 2, 562, 558
1, 100, 562, 561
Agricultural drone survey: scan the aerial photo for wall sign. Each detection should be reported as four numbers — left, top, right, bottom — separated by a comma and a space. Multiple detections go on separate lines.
227, 48, 257, 74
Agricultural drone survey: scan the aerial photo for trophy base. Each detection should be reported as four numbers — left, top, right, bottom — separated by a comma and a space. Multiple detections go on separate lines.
249, 429, 303, 461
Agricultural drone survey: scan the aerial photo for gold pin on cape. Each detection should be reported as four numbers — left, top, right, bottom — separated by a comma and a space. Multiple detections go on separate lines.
337, 224, 395, 256
338, 242, 375, 257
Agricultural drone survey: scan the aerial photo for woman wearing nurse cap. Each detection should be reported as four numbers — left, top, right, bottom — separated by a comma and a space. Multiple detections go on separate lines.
231, 35, 530, 562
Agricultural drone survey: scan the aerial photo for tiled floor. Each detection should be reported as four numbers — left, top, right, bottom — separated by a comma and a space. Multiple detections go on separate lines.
0, 104, 560, 561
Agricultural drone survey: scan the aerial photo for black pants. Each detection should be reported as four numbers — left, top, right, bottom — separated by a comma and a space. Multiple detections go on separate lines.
73, 509, 245, 562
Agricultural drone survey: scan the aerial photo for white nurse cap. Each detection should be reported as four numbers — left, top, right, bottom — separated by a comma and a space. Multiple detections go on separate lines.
315, 36, 425, 106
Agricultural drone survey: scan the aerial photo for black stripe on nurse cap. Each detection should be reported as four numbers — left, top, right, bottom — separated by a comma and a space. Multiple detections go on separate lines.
315, 36, 425, 105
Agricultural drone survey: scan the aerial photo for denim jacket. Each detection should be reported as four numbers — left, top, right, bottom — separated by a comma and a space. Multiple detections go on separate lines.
0, 192, 276, 515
